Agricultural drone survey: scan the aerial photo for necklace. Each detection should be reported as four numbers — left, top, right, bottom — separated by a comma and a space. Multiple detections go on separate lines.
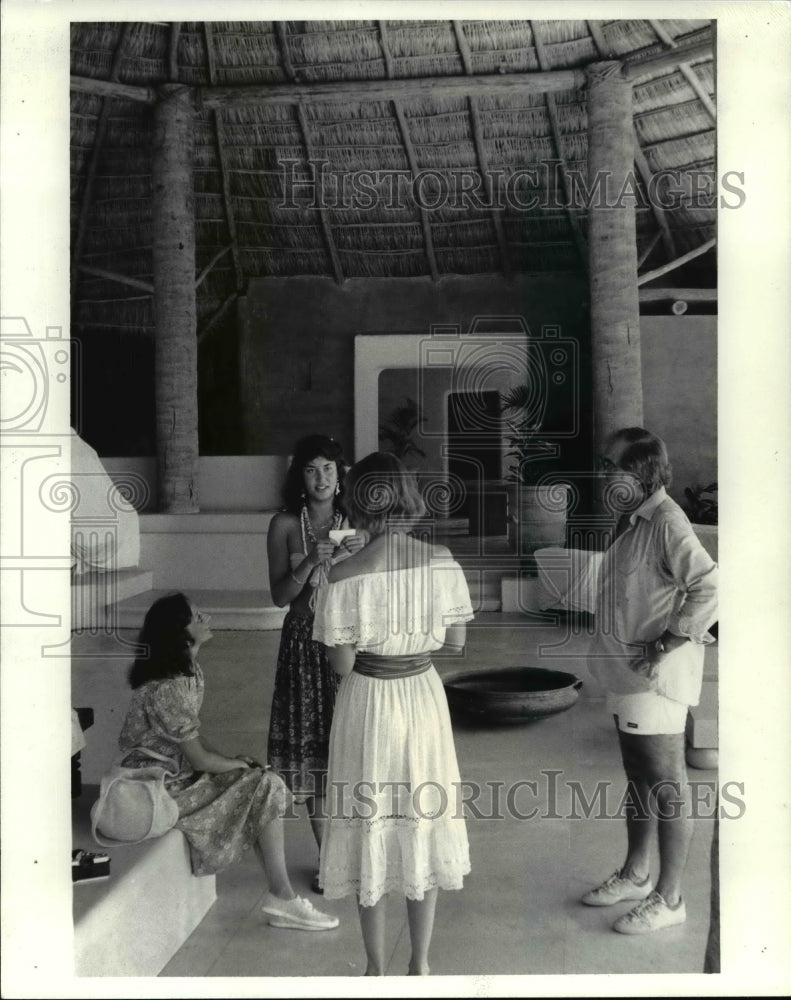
300, 504, 343, 552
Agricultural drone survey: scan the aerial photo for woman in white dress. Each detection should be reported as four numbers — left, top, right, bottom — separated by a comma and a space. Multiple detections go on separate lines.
312, 452, 474, 975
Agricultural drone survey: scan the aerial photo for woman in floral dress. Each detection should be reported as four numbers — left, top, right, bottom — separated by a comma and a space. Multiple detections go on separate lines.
266, 435, 365, 888
118, 591, 337, 931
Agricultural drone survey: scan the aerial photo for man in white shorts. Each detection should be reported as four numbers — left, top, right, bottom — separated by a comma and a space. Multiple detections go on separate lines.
582, 427, 718, 934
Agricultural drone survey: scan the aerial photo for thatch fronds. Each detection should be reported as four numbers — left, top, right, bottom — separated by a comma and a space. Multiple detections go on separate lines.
70, 15, 717, 323
633, 62, 715, 113
644, 130, 715, 171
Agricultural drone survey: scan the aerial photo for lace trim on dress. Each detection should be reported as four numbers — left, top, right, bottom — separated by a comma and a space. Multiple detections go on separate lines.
313, 565, 474, 648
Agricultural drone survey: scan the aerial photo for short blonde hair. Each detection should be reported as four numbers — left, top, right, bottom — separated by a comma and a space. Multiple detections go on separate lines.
343, 452, 426, 536
607, 427, 672, 495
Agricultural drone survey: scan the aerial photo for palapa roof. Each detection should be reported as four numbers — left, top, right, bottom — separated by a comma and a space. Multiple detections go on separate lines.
70, 19, 716, 340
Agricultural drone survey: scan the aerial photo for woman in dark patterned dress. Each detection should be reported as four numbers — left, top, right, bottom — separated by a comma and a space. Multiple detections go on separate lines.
118, 592, 338, 930
266, 435, 365, 890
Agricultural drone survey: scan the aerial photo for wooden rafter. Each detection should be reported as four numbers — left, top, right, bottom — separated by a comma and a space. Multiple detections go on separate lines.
648, 20, 677, 49
678, 63, 717, 121
70, 64, 589, 105
168, 22, 182, 82
195, 245, 232, 290
295, 103, 345, 284
623, 39, 712, 81
70, 34, 712, 106
204, 23, 244, 292
377, 20, 395, 78
273, 23, 344, 284
633, 132, 676, 260
637, 237, 715, 286
586, 21, 613, 59
647, 19, 716, 121
639, 286, 716, 302
72, 24, 132, 302
75, 264, 154, 293
637, 229, 662, 269
531, 21, 588, 267
452, 20, 511, 278
70, 76, 156, 103
380, 21, 439, 282
275, 22, 298, 82
198, 291, 240, 344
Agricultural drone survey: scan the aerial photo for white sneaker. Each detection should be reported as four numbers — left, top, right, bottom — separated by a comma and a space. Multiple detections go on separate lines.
261, 893, 339, 931
613, 891, 686, 934
581, 869, 652, 906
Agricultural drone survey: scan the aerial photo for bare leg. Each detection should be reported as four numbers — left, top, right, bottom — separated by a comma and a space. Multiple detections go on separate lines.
648, 734, 693, 906
253, 818, 295, 900
618, 730, 693, 905
406, 889, 438, 975
306, 795, 327, 851
617, 725, 655, 882
358, 895, 388, 976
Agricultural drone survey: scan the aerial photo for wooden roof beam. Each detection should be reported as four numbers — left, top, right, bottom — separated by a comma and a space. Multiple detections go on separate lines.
168, 23, 182, 82
295, 104, 345, 285
639, 286, 716, 303
273, 22, 344, 285
70, 75, 156, 103
678, 62, 717, 121
633, 132, 677, 260
75, 263, 153, 294
623, 39, 713, 81
380, 22, 439, 282
70, 36, 711, 107
198, 291, 240, 344
531, 21, 588, 268
204, 23, 244, 292
637, 237, 715, 286
648, 20, 677, 49
199, 69, 588, 107
72, 24, 133, 303
452, 20, 512, 279
587, 21, 613, 59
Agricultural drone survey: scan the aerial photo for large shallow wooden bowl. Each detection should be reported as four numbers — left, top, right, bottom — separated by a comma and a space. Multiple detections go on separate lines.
443, 667, 583, 724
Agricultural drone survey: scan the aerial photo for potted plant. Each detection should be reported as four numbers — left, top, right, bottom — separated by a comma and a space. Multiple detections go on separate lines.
683, 481, 718, 525
378, 397, 426, 467
683, 481, 718, 563
500, 386, 569, 557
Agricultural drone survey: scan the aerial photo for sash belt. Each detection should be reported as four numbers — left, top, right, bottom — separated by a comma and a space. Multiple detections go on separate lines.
353, 652, 432, 679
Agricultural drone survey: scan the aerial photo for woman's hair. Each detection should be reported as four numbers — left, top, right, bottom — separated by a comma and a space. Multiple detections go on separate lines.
281, 434, 347, 514
342, 451, 426, 536
128, 592, 196, 689
606, 427, 672, 495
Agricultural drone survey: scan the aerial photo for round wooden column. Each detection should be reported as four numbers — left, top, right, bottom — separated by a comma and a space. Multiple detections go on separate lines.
586, 62, 643, 453
152, 84, 199, 512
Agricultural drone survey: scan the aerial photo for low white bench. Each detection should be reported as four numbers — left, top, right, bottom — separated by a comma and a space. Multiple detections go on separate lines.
72, 786, 216, 977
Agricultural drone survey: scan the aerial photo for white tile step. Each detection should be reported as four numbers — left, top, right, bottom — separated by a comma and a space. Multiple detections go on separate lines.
112, 589, 287, 631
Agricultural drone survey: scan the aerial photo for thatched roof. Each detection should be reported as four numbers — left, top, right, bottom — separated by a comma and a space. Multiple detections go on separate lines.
70, 19, 716, 338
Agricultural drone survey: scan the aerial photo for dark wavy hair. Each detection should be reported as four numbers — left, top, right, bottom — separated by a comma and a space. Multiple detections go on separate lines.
606, 427, 672, 495
281, 434, 347, 514
343, 451, 426, 536
128, 592, 196, 689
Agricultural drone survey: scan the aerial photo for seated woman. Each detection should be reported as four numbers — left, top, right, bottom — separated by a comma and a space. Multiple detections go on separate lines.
117, 591, 338, 932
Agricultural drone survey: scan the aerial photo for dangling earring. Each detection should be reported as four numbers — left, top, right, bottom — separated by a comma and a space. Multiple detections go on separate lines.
335, 483, 340, 496
300, 488, 306, 501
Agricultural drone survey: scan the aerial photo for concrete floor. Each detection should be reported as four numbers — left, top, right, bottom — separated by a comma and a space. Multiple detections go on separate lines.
85, 612, 717, 980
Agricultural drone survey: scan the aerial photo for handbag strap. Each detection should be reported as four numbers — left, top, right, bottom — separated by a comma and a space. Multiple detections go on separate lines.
118, 744, 179, 774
